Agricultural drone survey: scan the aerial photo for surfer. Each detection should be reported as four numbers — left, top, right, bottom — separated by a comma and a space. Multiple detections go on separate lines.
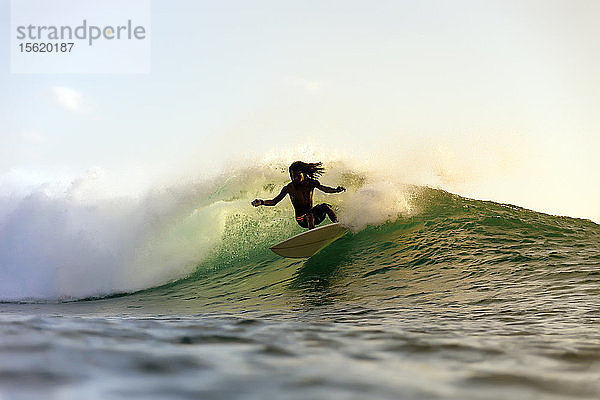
251, 161, 346, 229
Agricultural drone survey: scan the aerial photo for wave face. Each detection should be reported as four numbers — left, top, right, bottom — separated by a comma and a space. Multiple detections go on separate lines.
1, 159, 598, 305
128, 186, 599, 317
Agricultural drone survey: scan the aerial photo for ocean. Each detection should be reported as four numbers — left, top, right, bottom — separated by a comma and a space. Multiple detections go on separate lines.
1, 165, 599, 399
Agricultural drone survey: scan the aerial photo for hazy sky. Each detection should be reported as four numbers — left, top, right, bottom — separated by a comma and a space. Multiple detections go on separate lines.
1, 0, 599, 220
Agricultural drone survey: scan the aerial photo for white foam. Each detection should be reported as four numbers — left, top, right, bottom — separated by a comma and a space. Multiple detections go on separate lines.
0, 171, 221, 301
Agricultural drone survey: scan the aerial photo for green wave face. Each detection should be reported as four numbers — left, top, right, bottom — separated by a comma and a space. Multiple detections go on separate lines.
119, 186, 600, 315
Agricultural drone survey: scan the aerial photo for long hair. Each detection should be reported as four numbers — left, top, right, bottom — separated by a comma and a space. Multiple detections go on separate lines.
288, 161, 325, 179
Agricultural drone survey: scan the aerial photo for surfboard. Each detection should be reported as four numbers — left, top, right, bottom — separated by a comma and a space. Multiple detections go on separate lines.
270, 223, 349, 258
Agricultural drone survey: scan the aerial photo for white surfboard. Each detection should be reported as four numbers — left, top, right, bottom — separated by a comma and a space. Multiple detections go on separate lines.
270, 223, 349, 258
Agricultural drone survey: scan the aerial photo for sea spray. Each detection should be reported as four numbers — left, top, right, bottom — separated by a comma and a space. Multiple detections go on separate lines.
0, 172, 224, 301
339, 181, 414, 231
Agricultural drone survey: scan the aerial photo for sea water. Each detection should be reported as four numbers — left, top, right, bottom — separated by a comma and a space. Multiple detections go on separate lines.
1, 165, 599, 399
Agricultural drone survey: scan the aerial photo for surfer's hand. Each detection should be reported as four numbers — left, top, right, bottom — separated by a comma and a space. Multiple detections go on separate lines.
336, 186, 346, 193
251, 199, 262, 207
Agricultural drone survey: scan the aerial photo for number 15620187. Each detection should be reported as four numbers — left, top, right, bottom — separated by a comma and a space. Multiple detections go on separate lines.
19, 42, 74, 52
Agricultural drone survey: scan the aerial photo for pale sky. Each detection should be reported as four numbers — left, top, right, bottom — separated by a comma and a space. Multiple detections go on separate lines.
1, 0, 599, 220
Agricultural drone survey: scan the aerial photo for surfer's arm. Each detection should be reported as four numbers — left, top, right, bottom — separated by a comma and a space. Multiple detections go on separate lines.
315, 181, 346, 194
251, 186, 288, 207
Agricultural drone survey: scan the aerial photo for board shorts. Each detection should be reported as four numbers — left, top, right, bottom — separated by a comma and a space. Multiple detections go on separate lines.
296, 203, 331, 228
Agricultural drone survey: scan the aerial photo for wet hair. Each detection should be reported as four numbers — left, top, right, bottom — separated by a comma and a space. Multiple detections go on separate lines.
289, 161, 325, 179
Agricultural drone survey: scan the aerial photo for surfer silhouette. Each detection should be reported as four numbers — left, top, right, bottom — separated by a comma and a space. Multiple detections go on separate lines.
251, 161, 345, 229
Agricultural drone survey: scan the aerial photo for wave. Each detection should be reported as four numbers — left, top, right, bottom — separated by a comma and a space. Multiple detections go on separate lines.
1, 156, 598, 303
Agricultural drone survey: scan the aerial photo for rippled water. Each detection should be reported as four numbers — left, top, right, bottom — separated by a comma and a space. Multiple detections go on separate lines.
2, 188, 599, 399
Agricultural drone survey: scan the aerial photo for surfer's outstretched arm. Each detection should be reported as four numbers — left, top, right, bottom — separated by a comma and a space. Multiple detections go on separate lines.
251, 186, 288, 207
315, 181, 346, 194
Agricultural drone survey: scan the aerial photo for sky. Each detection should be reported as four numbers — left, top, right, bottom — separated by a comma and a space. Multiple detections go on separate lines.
1, 0, 599, 221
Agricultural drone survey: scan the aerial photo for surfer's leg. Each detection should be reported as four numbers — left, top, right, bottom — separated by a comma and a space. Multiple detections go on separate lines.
321, 203, 338, 223
309, 204, 334, 226
306, 213, 315, 229
296, 214, 308, 228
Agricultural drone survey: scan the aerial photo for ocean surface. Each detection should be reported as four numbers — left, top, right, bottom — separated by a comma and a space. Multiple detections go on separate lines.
1, 178, 599, 399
